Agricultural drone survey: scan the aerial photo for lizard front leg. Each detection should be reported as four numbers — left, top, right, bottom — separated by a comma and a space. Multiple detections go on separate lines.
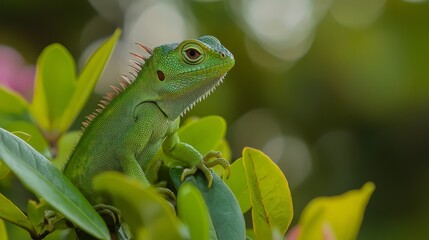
162, 132, 230, 187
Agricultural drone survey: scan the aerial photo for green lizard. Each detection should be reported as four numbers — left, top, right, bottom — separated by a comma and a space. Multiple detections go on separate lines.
63, 36, 234, 204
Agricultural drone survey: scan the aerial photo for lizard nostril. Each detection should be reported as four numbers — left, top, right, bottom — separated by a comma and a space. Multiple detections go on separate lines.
220, 52, 226, 58
157, 70, 165, 81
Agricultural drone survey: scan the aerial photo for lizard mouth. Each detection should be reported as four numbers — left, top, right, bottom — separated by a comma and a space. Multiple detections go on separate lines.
179, 73, 227, 117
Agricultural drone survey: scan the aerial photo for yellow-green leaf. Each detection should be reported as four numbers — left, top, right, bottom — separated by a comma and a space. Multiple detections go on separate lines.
178, 115, 226, 154
177, 182, 212, 240
242, 147, 293, 240
0, 218, 8, 240
0, 193, 35, 234
5, 121, 51, 158
93, 172, 182, 240
298, 182, 375, 240
162, 115, 227, 168
58, 29, 121, 131
31, 44, 76, 131
225, 158, 251, 213
0, 87, 29, 126
52, 131, 80, 170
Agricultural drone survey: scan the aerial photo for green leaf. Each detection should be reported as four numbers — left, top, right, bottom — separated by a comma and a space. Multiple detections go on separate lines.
171, 168, 246, 240
242, 147, 293, 240
0, 219, 8, 240
0, 192, 35, 234
5, 121, 51, 158
52, 131, 80, 170
27, 199, 51, 235
177, 181, 212, 240
163, 115, 227, 168
298, 182, 375, 240
0, 87, 29, 126
31, 43, 76, 131
225, 158, 251, 213
0, 128, 110, 240
178, 115, 226, 154
0, 160, 10, 179
30, 29, 121, 134
93, 172, 182, 240
59, 29, 121, 131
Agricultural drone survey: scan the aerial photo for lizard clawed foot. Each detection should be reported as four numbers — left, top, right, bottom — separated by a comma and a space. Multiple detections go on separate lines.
180, 150, 230, 188
154, 182, 176, 211
94, 204, 121, 228
156, 186, 176, 212
204, 150, 230, 179
156, 186, 176, 202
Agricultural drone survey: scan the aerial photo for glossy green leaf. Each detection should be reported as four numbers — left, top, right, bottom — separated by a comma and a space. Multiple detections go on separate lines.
177, 181, 212, 240
162, 115, 227, 168
0, 128, 110, 240
171, 168, 246, 240
59, 29, 121, 131
31, 44, 76, 131
0, 219, 8, 240
93, 172, 182, 240
5, 121, 51, 158
178, 115, 226, 154
298, 182, 375, 240
52, 131, 80, 170
225, 158, 251, 213
0, 87, 29, 126
242, 147, 293, 240
0, 192, 34, 234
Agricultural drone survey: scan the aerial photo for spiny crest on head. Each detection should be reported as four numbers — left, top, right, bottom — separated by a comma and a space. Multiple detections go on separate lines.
81, 42, 153, 131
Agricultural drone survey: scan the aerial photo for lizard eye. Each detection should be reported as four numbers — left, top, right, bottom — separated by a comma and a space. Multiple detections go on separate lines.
185, 48, 200, 60
182, 44, 204, 64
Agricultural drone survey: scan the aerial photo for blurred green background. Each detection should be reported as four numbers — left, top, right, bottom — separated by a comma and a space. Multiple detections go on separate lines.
1, 0, 428, 239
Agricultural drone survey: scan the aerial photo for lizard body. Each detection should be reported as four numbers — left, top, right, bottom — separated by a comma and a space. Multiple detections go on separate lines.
63, 36, 234, 204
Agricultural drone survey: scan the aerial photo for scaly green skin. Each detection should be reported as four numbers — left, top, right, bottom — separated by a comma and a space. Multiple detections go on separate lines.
63, 36, 234, 204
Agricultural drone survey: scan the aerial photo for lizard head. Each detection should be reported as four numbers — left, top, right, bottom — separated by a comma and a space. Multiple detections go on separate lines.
145, 35, 235, 120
